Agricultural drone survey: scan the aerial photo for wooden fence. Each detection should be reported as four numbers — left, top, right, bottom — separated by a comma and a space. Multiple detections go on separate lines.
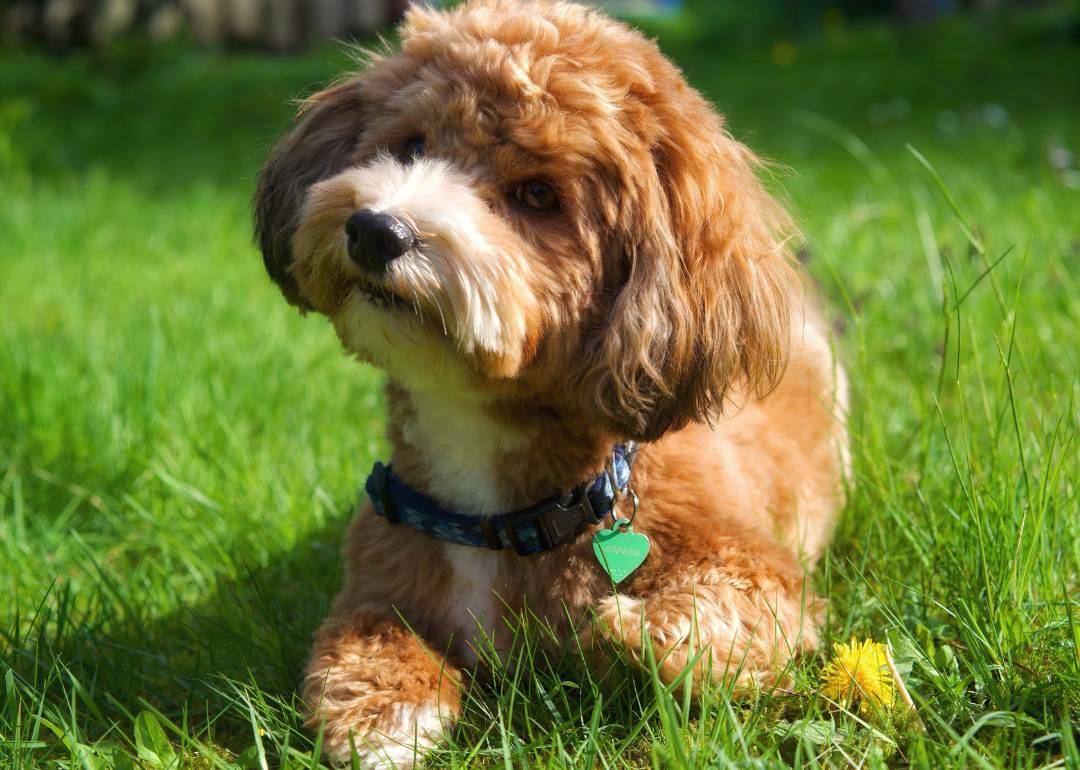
2, 0, 413, 48
1, 0, 686, 49
5, 0, 996, 51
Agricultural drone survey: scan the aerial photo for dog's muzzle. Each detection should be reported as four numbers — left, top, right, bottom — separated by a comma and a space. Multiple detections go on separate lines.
345, 209, 417, 273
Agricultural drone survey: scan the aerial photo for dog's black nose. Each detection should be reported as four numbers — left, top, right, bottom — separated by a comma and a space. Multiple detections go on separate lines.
345, 209, 416, 272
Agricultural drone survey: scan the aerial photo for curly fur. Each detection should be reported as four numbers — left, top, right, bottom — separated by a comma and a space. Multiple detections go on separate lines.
254, 1, 849, 765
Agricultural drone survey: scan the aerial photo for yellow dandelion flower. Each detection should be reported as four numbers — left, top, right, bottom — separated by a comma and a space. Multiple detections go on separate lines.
820, 637, 894, 714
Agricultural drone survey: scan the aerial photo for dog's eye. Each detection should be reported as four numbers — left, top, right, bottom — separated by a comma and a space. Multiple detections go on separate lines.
403, 139, 425, 163
515, 180, 558, 212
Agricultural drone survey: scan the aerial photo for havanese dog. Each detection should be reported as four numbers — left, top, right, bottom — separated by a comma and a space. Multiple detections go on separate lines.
255, 0, 849, 766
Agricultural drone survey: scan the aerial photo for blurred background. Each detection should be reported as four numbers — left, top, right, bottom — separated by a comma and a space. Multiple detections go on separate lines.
3, 0, 1066, 49
7, 0, 689, 49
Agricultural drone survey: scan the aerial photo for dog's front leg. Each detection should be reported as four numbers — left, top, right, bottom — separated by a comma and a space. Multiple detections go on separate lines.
302, 609, 462, 769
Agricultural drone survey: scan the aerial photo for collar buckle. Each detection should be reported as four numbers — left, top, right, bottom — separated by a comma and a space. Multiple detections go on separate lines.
501, 490, 600, 556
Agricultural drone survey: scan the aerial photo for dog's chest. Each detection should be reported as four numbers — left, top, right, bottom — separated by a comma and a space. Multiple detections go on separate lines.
399, 388, 536, 515
442, 545, 506, 663
397, 388, 536, 660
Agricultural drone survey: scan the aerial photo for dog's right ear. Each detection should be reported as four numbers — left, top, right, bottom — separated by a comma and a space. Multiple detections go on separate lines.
254, 79, 366, 311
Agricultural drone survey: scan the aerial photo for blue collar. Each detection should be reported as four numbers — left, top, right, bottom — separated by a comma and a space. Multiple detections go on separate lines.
365, 445, 635, 556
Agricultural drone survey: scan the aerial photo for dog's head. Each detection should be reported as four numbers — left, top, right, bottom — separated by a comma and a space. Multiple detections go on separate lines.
255, 0, 798, 442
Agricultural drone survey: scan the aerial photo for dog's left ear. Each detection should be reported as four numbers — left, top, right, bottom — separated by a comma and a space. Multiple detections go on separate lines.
575, 87, 800, 443
254, 79, 367, 312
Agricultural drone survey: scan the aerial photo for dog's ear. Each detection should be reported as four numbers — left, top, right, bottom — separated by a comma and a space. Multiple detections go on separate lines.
254, 80, 366, 311
576, 91, 799, 443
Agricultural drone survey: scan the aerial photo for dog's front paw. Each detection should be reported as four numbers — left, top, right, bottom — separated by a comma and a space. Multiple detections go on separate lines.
303, 612, 462, 768
325, 701, 450, 769
587, 577, 818, 693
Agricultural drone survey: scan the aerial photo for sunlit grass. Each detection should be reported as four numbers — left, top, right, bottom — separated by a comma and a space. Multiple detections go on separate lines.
3, 8, 1080, 768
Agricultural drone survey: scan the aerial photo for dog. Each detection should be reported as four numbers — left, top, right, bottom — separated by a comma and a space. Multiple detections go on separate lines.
254, 1, 848, 765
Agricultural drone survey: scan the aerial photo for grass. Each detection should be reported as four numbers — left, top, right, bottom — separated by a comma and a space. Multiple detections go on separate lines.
2, 6, 1080, 768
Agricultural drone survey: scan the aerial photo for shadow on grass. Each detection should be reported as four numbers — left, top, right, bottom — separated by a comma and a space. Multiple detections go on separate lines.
1, 503, 681, 768
2, 510, 349, 752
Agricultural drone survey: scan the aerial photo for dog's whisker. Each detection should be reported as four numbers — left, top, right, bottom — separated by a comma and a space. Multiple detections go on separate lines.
431, 296, 448, 336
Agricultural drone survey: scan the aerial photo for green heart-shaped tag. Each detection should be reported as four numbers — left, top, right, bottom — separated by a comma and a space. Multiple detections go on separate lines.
592, 524, 650, 584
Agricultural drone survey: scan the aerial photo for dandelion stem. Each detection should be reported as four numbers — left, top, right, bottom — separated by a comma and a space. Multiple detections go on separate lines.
884, 644, 926, 734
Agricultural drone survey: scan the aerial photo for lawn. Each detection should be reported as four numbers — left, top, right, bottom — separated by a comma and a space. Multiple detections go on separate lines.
2, 6, 1080, 768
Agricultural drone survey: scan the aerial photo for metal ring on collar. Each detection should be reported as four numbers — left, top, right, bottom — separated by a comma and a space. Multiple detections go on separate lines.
614, 490, 639, 532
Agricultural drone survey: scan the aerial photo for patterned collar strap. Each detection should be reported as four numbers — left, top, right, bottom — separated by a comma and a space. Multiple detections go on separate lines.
364, 445, 635, 557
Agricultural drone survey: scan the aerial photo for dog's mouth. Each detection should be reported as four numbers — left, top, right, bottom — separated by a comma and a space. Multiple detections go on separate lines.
357, 280, 414, 313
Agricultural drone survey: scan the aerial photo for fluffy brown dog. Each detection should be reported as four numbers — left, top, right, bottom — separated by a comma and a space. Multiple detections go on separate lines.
255, 1, 848, 766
